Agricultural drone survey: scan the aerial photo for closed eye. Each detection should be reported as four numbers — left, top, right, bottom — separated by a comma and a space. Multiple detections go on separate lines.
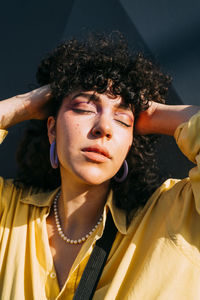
73, 108, 95, 114
115, 119, 131, 127
72, 101, 96, 114
114, 112, 132, 127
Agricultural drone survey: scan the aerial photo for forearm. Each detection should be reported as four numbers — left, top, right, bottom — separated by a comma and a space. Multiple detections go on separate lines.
0, 86, 51, 129
136, 102, 200, 136
0, 94, 30, 129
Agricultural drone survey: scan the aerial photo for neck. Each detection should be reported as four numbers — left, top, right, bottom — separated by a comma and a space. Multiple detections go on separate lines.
58, 172, 110, 239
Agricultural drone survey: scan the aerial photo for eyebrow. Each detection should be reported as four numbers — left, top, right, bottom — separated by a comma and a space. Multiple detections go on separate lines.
72, 92, 99, 102
72, 92, 132, 111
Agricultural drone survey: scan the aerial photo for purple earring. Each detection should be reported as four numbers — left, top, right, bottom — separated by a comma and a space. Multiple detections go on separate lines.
50, 140, 59, 169
114, 160, 128, 182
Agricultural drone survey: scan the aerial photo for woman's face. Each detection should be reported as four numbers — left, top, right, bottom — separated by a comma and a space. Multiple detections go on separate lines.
48, 90, 134, 185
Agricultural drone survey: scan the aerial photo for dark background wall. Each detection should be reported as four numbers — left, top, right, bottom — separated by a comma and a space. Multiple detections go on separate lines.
0, 0, 199, 180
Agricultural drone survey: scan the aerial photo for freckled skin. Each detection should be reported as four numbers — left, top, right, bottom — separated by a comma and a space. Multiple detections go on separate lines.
46, 91, 133, 287
48, 91, 134, 186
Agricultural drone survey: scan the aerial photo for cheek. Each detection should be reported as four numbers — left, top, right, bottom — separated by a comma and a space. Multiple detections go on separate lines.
56, 116, 89, 158
74, 122, 81, 130
58, 114, 82, 138
113, 130, 133, 166
117, 128, 133, 151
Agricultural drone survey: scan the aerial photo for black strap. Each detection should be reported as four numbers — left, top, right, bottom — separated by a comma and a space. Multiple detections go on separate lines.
73, 211, 117, 300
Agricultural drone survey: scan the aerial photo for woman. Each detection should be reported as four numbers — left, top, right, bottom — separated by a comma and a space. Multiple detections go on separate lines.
0, 33, 199, 299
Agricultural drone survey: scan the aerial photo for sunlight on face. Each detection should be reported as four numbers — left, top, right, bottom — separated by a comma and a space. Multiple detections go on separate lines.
48, 90, 134, 186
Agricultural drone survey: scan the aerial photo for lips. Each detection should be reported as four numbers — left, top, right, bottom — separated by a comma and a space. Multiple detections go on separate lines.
82, 145, 111, 159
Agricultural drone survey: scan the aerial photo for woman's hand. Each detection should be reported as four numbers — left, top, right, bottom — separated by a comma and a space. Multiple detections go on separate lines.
0, 85, 52, 129
135, 101, 200, 136
22, 85, 52, 120
134, 101, 158, 135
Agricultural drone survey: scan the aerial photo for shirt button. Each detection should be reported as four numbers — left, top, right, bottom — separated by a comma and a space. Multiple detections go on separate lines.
50, 272, 56, 279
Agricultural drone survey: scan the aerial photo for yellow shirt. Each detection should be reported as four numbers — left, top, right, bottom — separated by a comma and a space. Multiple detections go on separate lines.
0, 111, 200, 300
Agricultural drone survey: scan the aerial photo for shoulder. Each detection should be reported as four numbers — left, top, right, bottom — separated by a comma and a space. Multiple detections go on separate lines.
0, 177, 41, 214
128, 176, 199, 241
156, 177, 200, 267
151, 177, 195, 219
128, 176, 195, 233
0, 178, 23, 212
144, 177, 200, 248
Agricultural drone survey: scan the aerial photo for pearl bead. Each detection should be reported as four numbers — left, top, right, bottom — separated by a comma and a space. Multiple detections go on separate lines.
53, 190, 103, 245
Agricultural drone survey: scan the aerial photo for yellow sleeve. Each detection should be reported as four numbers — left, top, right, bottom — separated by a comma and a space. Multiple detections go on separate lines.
0, 129, 8, 144
174, 110, 200, 212
174, 110, 200, 164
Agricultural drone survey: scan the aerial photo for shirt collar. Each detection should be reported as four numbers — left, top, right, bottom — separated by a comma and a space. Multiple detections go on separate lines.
105, 190, 127, 234
20, 187, 127, 235
20, 187, 60, 208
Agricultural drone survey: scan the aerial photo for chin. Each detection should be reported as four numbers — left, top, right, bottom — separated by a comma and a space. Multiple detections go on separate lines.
75, 169, 112, 186
61, 162, 115, 186
81, 175, 110, 186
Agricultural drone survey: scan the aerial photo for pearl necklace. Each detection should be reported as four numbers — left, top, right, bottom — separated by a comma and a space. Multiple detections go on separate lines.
53, 190, 103, 244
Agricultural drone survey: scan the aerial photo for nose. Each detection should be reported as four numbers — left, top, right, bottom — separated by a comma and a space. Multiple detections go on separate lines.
91, 114, 113, 139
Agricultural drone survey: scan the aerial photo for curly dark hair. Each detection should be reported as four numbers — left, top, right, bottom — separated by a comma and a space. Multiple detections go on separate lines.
15, 32, 171, 217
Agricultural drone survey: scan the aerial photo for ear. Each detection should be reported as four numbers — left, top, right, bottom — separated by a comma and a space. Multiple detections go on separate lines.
47, 116, 56, 144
